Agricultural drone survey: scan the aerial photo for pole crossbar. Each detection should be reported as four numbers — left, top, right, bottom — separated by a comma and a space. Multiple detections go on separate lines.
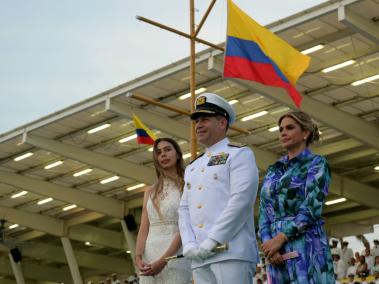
129, 93, 249, 135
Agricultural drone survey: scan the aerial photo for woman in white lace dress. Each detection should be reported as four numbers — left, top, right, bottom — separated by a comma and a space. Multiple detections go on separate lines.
136, 138, 191, 284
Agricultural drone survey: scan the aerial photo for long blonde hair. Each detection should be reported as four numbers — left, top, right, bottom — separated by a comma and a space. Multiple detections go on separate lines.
151, 138, 185, 215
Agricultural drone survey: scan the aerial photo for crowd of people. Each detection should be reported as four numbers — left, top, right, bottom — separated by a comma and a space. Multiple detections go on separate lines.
330, 239, 379, 283
88, 273, 139, 284
131, 92, 376, 284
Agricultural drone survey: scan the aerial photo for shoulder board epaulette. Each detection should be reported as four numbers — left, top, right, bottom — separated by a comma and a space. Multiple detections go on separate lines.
228, 142, 247, 148
188, 152, 205, 165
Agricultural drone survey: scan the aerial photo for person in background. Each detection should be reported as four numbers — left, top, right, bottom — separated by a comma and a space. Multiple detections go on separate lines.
365, 248, 375, 271
356, 255, 369, 277
111, 273, 120, 284
373, 240, 379, 257
371, 255, 379, 275
331, 239, 341, 258
362, 242, 371, 256
333, 254, 347, 280
346, 274, 355, 284
253, 265, 264, 284
355, 252, 361, 265
346, 257, 357, 277
341, 241, 354, 266
259, 111, 335, 283
135, 138, 191, 284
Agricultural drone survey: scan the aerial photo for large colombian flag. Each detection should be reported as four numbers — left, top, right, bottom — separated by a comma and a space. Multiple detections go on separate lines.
223, 0, 310, 107
133, 114, 157, 145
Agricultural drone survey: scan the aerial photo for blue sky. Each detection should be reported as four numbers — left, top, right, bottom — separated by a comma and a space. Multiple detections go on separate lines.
0, 0, 326, 133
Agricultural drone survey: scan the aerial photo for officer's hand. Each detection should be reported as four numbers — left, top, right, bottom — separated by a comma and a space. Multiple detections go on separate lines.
183, 242, 201, 261
198, 238, 218, 260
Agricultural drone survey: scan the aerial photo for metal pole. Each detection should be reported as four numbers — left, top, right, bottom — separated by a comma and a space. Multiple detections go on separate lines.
190, 0, 198, 160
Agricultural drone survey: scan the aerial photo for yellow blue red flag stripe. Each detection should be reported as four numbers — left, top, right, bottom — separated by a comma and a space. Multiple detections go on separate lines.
133, 115, 157, 145
224, 0, 310, 107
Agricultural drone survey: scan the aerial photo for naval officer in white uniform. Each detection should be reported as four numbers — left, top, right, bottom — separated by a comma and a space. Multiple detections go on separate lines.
178, 93, 259, 284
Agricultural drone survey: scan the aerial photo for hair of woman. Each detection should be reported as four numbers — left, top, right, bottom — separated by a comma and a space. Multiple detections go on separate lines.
278, 111, 320, 146
151, 138, 185, 215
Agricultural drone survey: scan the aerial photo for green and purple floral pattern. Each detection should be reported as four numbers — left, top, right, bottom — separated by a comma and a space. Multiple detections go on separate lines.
259, 148, 335, 284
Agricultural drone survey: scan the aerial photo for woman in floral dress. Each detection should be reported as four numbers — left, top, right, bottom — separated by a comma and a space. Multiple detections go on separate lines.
259, 111, 335, 284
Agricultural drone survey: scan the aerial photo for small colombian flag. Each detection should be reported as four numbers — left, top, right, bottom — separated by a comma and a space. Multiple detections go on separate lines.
133, 115, 157, 145
223, 0, 311, 107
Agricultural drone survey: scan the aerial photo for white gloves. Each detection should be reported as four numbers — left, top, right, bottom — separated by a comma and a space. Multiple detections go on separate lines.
198, 238, 218, 260
183, 242, 201, 261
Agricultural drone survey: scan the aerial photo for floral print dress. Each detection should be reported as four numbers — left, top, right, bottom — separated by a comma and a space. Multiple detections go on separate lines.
259, 148, 335, 284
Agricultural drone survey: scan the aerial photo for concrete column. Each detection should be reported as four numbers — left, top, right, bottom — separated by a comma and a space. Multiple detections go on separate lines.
121, 219, 137, 268
61, 237, 83, 284
8, 252, 25, 284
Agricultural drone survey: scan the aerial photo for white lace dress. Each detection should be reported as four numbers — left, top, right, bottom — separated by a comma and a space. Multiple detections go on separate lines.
140, 179, 192, 284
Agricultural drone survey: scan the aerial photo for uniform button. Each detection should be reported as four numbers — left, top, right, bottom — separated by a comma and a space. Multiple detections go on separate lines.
198, 185, 203, 190
197, 203, 203, 209
213, 173, 218, 180
201, 168, 205, 172
186, 182, 191, 190
197, 223, 204, 228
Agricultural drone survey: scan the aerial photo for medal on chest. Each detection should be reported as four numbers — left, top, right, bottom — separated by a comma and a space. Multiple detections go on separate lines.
207, 152, 229, 166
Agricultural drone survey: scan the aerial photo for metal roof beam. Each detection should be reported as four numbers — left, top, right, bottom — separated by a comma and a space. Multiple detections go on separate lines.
0, 205, 125, 250
0, 242, 130, 274
331, 174, 379, 210
327, 209, 379, 225
0, 258, 73, 283
24, 133, 156, 185
328, 148, 377, 164
313, 139, 361, 156
323, 201, 360, 214
208, 56, 379, 151
338, 5, 379, 45
0, 170, 125, 219
307, 45, 379, 73
327, 222, 374, 238
360, 174, 379, 183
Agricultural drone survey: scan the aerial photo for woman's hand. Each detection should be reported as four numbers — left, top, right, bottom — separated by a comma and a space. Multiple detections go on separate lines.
261, 233, 287, 259
136, 256, 151, 274
141, 257, 167, 276
267, 251, 284, 266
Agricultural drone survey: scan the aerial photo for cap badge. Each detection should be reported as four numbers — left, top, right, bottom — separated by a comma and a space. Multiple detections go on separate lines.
196, 96, 206, 106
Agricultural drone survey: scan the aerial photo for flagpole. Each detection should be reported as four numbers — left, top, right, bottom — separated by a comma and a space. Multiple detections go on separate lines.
189, 0, 197, 161
193, 0, 217, 38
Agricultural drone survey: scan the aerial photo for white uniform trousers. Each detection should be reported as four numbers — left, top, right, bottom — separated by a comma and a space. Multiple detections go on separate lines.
193, 260, 255, 284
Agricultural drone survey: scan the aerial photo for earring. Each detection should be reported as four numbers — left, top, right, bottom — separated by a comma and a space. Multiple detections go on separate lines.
303, 137, 307, 140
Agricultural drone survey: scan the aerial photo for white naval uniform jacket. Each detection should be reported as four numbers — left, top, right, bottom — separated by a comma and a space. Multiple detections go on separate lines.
178, 137, 259, 269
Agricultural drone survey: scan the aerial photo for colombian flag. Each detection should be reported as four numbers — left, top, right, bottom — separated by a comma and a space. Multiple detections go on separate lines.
223, 0, 310, 107
133, 115, 157, 145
